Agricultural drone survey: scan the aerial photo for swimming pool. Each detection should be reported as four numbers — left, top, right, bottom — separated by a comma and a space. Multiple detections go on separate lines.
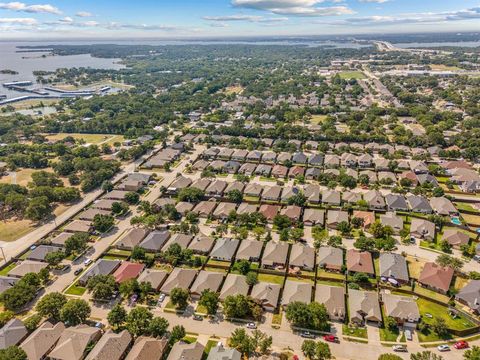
451, 217, 462, 225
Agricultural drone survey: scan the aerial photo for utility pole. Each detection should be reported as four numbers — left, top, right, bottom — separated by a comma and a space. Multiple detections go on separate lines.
0, 246, 6, 264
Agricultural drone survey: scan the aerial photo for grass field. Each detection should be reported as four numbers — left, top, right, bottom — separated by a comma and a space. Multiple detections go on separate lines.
310, 115, 328, 125
380, 327, 400, 342
65, 283, 87, 296
430, 64, 462, 71
257, 273, 285, 285
223, 85, 244, 95
406, 256, 426, 279
0, 98, 59, 110
417, 298, 474, 331
44, 133, 125, 146
338, 71, 365, 80
0, 263, 17, 276
343, 324, 368, 339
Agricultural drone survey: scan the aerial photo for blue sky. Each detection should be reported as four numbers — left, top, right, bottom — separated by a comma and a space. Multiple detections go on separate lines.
0, 0, 479, 38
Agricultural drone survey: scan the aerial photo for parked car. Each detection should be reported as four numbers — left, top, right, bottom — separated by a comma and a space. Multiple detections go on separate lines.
392, 345, 408, 352
158, 293, 166, 303
74, 267, 83, 276
323, 335, 339, 343
83, 258, 92, 266
437, 345, 450, 352
473, 255, 480, 263
246, 323, 257, 329
405, 329, 412, 341
300, 331, 315, 339
193, 315, 203, 321
454, 341, 469, 350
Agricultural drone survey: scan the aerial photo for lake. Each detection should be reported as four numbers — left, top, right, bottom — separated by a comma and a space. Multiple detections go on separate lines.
0, 42, 125, 99
394, 41, 480, 48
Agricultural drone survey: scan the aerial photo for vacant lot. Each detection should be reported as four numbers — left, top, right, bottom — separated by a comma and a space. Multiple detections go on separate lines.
338, 71, 365, 80
310, 114, 328, 124
44, 133, 124, 146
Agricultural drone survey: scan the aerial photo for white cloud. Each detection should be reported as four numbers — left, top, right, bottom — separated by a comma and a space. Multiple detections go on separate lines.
0, 16, 37, 24
0, 2, 61, 14
203, 14, 288, 22
76, 11, 92, 17
231, 0, 354, 16
359, 0, 389, 3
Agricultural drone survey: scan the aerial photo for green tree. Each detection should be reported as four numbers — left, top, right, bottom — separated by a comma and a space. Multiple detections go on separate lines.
285, 302, 329, 330
44, 250, 65, 266
246, 272, 258, 286
170, 325, 186, 343
431, 317, 449, 337
126, 307, 153, 337
23, 314, 42, 332
378, 354, 402, 360
60, 299, 91, 326
93, 214, 114, 233
410, 351, 444, 360
107, 304, 127, 330
223, 294, 251, 319
178, 187, 204, 203
119, 279, 139, 299
236, 260, 251, 275
87, 274, 117, 301
302, 340, 317, 359
315, 342, 332, 360
227, 189, 243, 203
0, 345, 27, 360
148, 316, 169, 338
198, 289, 219, 315
464, 345, 480, 360
229, 328, 254, 356
337, 221, 351, 236
36, 292, 67, 321
125, 192, 140, 204
170, 287, 189, 309
131, 246, 146, 261
25, 196, 52, 221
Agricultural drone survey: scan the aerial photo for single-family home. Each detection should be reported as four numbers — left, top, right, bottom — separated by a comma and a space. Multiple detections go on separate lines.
160, 268, 197, 294
317, 246, 343, 272
138, 230, 170, 252
289, 244, 315, 271
0, 318, 27, 349
125, 336, 167, 360
167, 341, 204, 360
20, 321, 65, 360
281, 280, 312, 306
78, 259, 121, 286
430, 197, 458, 216
315, 285, 346, 321
116, 228, 149, 250
407, 195, 432, 214
379, 253, 409, 284
49, 325, 102, 360
220, 274, 249, 301
210, 238, 240, 262
418, 262, 454, 294
235, 239, 263, 262
326, 210, 349, 229
382, 293, 420, 325
385, 194, 408, 212
251, 282, 281, 311
364, 190, 385, 210
303, 208, 325, 226
193, 201, 218, 217
348, 289, 382, 325
380, 212, 404, 234
346, 249, 374, 276
442, 229, 470, 249
190, 270, 224, 299
137, 269, 169, 291
262, 241, 289, 269
112, 262, 145, 283
456, 280, 480, 314
410, 218, 435, 241
322, 190, 341, 206
259, 204, 280, 222
188, 234, 215, 255
85, 330, 132, 360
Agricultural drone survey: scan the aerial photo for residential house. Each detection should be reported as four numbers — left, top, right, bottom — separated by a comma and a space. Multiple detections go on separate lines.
103, 190, 129, 201
251, 282, 281, 311
224, 181, 245, 194
289, 244, 315, 271
262, 241, 289, 269
281, 280, 312, 306
232, 149, 248, 161
262, 186, 282, 202
364, 190, 385, 210
430, 197, 458, 216
288, 166, 305, 179
322, 190, 341, 206
308, 153, 324, 167
255, 164, 272, 177
385, 194, 408, 212
224, 160, 241, 174
409, 160, 429, 174
341, 153, 357, 167
20, 321, 65, 360
280, 205, 302, 222
247, 150, 262, 162
138, 230, 170, 252
213, 202, 237, 220
244, 183, 263, 198
78, 208, 111, 222
188, 234, 215, 255
259, 204, 280, 222
26, 245, 58, 262
191, 178, 211, 192
8, 261, 48, 278
317, 246, 343, 272
210, 238, 239, 262
236, 203, 258, 215
417, 174, 439, 187
346, 249, 374, 276
112, 262, 145, 283
358, 153, 373, 168
380, 213, 404, 234
64, 220, 93, 233
116, 228, 149, 250
125, 336, 167, 360
78, 259, 121, 286
85, 330, 132, 360
277, 152, 292, 164
206, 180, 227, 197
442, 229, 470, 249
305, 167, 321, 180
379, 253, 409, 284
160, 268, 197, 294
304, 184, 320, 204
167, 176, 192, 193
342, 191, 361, 205
360, 170, 377, 183
410, 218, 435, 241
456, 280, 480, 314
0, 276, 18, 296
0, 318, 27, 349
303, 208, 325, 226
235, 239, 263, 262
378, 171, 397, 184
271, 164, 288, 178
207, 343, 242, 360
50, 232, 74, 247
49, 325, 102, 360
164, 233, 194, 250
382, 293, 420, 325
137, 269, 169, 291
261, 151, 277, 163
315, 285, 346, 321
326, 210, 349, 229
324, 154, 340, 168
418, 262, 454, 294
407, 195, 432, 214
348, 289, 382, 325
175, 202, 195, 215
190, 271, 224, 299
220, 274, 249, 301
193, 201, 218, 217
167, 341, 204, 360
352, 211, 375, 229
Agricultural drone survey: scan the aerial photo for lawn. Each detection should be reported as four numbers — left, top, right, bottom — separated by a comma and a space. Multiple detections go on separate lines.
206, 259, 231, 268
310, 115, 328, 125
342, 324, 368, 339
0, 263, 17, 276
338, 71, 365, 80
272, 308, 283, 326
416, 298, 475, 331
316, 279, 344, 287
104, 248, 132, 258
461, 213, 480, 226
65, 283, 87, 296
454, 202, 479, 213
317, 269, 345, 281
203, 339, 219, 357
414, 286, 450, 304
0, 219, 35, 242
44, 133, 124, 146
430, 64, 461, 71
195, 304, 208, 315
380, 327, 400, 342
182, 335, 198, 344
406, 256, 426, 280
453, 276, 470, 292
257, 273, 285, 285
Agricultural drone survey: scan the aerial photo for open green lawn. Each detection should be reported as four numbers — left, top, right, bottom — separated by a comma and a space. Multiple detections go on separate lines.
65, 283, 87, 296
342, 324, 368, 339
338, 71, 365, 80
310, 115, 328, 125
44, 133, 124, 146
0, 263, 17, 276
206, 259, 231, 268
417, 298, 475, 331
316, 279, 344, 287
414, 286, 450, 303
380, 327, 400, 342
204, 340, 218, 356
454, 202, 479, 213
257, 273, 285, 285
317, 269, 345, 280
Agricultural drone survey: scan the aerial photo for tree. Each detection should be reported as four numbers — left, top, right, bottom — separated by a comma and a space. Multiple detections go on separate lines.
24, 313, 42, 332
25, 196, 52, 221
223, 294, 252, 319
0, 281, 37, 311
410, 351, 444, 360
285, 302, 329, 330
288, 193, 307, 206
111, 201, 129, 215
36, 292, 67, 321
354, 235, 375, 252
327, 235, 342, 247
436, 254, 464, 271
290, 228, 304, 242
87, 274, 117, 301
302, 340, 316, 359
0, 346, 27, 360
351, 272, 370, 284
170, 325, 186, 343
431, 317, 449, 337
138, 281, 153, 300
199, 289, 219, 315
125, 192, 140, 204
229, 328, 254, 356
315, 342, 332, 360
464, 345, 480, 360
246, 272, 258, 286
64, 233, 88, 255
378, 354, 402, 360
107, 304, 127, 330
60, 299, 91, 326
170, 287, 189, 309
273, 214, 292, 230
126, 307, 153, 337
236, 260, 251, 275
337, 221, 351, 236
178, 187, 204, 203
93, 214, 114, 233
44, 250, 65, 266
385, 316, 398, 332
227, 189, 243, 203
119, 279, 139, 298
102, 181, 114, 192
251, 330, 272, 355
131, 246, 146, 261
0, 311, 14, 327
148, 316, 169, 338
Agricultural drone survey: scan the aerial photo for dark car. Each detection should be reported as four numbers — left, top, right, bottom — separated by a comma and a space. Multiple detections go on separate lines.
193, 314, 203, 321
74, 268, 83, 276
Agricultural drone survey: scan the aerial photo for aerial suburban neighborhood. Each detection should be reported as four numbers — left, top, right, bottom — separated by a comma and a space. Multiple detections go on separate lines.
0, 2, 480, 359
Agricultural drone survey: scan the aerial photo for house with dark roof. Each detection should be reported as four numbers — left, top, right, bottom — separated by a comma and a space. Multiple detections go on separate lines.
138, 231, 170, 252
385, 194, 408, 212
0, 318, 27, 349
407, 195, 432, 214
379, 253, 409, 284
26, 245, 58, 262
456, 280, 480, 314
78, 259, 121, 286
210, 238, 239, 262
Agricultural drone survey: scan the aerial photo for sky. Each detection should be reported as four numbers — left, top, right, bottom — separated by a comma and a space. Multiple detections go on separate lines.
0, 0, 480, 39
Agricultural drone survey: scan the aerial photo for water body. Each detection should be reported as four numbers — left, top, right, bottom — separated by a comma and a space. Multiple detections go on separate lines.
394, 41, 480, 48
0, 42, 124, 99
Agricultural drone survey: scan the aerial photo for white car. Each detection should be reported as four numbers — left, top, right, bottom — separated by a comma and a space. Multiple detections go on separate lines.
437, 345, 450, 352
392, 345, 408, 352
83, 258, 92, 266
158, 294, 166, 303
246, 323, 257, 329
